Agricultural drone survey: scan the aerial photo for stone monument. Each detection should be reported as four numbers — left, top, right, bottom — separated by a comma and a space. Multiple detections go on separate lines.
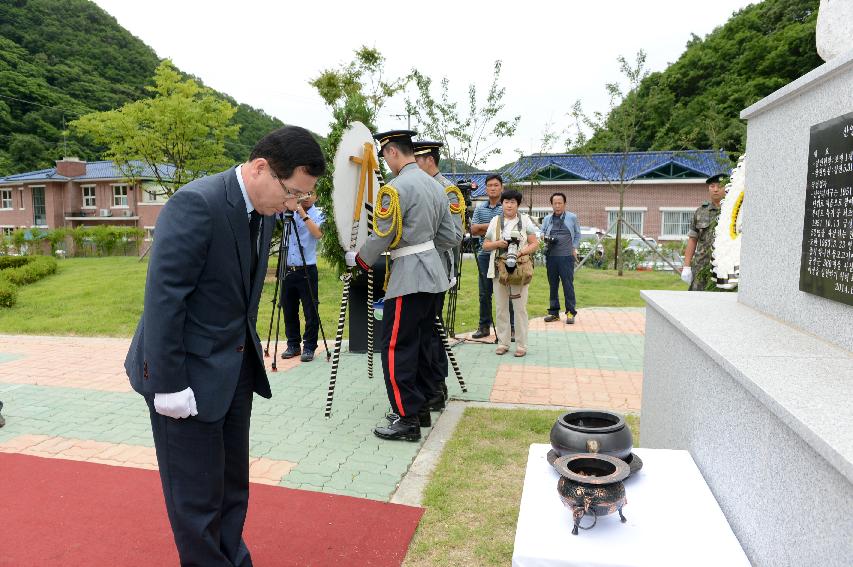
639, 8, 853, 567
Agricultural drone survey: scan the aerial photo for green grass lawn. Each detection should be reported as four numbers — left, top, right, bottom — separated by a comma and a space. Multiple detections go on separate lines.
0, 256, 685, 337
404, 407, 640, 566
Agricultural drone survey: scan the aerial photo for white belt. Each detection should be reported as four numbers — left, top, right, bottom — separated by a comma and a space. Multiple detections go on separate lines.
390, 241, 435, 260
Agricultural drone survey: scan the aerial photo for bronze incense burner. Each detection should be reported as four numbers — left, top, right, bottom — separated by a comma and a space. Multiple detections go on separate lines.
548, 410, 643, 476
554, 453, 630, 535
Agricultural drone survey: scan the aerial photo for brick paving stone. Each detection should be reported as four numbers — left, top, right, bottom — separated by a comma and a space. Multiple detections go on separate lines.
0, 308, 647, 501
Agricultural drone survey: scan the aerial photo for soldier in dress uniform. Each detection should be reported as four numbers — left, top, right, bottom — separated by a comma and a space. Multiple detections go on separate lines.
413, 140, 465, 411
681, 173, 728, 291
345, 130, 459, 441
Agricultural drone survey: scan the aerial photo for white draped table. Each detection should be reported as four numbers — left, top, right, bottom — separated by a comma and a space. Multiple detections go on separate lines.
512, 445, 751, 567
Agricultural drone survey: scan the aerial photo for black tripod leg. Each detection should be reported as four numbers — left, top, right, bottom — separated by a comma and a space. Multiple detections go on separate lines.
265, 218, 286, 356
271, 219, 292, 371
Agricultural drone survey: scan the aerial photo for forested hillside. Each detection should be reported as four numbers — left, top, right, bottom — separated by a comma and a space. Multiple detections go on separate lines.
0, 0, 283, 175
584, 0, 823, 155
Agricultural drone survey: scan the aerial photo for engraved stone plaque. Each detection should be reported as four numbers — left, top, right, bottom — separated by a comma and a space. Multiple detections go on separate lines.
799, 112, 853, 306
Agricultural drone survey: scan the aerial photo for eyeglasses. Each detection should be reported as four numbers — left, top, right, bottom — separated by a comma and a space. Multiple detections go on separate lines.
270, 170, 314, 202
270, 170, 299, 200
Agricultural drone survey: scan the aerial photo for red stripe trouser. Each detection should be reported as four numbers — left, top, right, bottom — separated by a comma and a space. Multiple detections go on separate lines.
381, 292, 439, 417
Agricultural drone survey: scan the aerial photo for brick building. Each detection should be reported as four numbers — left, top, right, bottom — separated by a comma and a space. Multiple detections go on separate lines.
0, 150, 729, 251
445, 150, 730, 242
0, 158, 173, 249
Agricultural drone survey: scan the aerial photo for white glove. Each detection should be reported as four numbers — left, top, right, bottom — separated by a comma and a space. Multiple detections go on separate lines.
680, 267, 693, 284
448, 276, 457, 288
344, 250, 357, 267
154, 387, 198, 419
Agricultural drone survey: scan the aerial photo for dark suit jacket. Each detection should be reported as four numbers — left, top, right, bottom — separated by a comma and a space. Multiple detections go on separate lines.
125, 168, 273, 422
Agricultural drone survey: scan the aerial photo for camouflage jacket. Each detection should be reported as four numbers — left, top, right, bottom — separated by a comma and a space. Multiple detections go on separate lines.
688, 201, 721, 273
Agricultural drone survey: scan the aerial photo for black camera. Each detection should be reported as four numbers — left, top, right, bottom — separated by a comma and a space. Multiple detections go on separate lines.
455, 180, 476, 210
543, 234, 557, 254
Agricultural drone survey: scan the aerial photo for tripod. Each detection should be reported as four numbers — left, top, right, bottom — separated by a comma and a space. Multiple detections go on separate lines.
264, 210, 330, 370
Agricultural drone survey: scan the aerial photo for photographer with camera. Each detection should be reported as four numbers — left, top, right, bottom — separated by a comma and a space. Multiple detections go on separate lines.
482, 189, 538, 357
471, 175, 514, 340
541, 192, 580, 324
279, 190, 324, 362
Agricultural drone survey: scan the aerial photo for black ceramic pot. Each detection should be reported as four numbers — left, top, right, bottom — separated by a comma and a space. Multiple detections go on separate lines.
549, 410, 633, 460
554, 453, 630, 535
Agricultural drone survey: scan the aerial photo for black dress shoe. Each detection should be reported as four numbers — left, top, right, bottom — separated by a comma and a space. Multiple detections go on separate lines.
300, 349, 315, 362
386, 409, 431, 427
425, 392, 445, 412
281, 346, 301, 359
374, 416, 421, 441
471, 327, 490, 339
544, 314, 559, 322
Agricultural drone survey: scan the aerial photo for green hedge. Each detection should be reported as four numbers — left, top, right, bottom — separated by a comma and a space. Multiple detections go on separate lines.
0, 256, 31, 270
0, 276, 17, 308
5, 256, 58, 286
3, 226, 145, 257
0, 256, 58, 307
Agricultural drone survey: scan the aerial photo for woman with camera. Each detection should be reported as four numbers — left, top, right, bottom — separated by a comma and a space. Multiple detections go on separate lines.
482, 189, 539, 357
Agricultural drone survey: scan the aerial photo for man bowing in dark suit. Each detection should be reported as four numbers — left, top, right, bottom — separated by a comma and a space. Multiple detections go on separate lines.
125, 126, 325, 566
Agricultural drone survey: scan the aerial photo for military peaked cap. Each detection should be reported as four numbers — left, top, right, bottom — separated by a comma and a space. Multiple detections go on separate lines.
374, 130, 418, 154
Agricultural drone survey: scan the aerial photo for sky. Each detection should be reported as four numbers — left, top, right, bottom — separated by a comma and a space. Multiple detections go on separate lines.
93, 0, 756, 169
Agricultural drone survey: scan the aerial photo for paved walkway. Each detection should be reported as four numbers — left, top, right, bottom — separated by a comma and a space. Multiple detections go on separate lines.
0, 307, 645, 501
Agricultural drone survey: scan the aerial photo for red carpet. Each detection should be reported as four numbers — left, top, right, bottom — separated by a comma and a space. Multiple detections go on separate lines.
0, 453, 423, 566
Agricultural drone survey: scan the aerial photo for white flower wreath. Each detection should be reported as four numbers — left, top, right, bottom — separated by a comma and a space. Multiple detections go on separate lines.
712, 155, 746, 290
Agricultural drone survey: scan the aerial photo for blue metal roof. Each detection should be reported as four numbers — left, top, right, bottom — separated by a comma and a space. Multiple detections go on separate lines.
498, 150, 729, 183
440, 150, 730, 196
0, 160, 177, 184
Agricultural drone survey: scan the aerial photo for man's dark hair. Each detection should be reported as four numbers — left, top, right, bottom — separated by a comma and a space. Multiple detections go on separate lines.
384, 140, 414, 156
485, 174, 504, 185
250, 126, 326, 179
550, 192, 567, 204
427, 148, 441, 167
500, 189, 523, 205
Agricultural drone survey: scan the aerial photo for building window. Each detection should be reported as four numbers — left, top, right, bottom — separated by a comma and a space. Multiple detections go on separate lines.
1, 227, 14, 237
607, 209, 645, 236
32, 186, 46, 226
113, 184, 129, 207
0, 189, 12, 209
144, 226, 155, 241
82, 185, 96, 208
660, 209, 693, 238
141, 183, 168, 204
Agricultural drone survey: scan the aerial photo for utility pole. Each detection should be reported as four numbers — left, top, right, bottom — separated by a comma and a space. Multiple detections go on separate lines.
390, 111, 412, 131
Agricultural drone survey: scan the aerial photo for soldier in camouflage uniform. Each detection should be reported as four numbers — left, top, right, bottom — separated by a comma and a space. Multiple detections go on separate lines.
682, 174, 727, 291
347, 130, 459, 441
413, 140, 464, 412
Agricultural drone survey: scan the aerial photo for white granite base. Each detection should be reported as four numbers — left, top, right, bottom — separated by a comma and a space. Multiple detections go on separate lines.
641, 290, 853, 567
738, 48, 853, 351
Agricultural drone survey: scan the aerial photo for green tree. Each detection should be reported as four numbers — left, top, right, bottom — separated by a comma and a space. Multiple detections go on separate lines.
583, 0, 822, 155
568, 51, 651, 276
406, 61, 520, 172
309, 47, 408, 273
71, 61, 239, 196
